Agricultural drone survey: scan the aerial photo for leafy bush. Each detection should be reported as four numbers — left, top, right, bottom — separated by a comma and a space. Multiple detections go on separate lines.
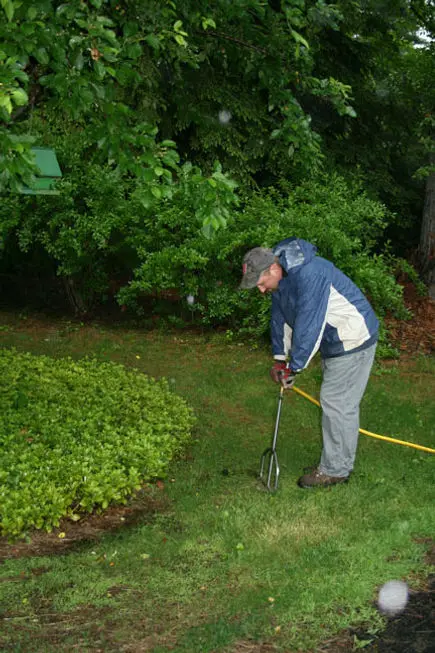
0, 349, 195, 537
2, 159, 413, 348
119, 174, 409, 338
0, 121, 238, 313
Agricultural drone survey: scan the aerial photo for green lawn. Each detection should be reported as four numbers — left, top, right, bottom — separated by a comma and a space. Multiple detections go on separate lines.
0, 312, 434, 652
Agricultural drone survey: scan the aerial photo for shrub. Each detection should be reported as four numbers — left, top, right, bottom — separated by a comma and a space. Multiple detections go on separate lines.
0, 349, 195, 537
119, 174, 409, 338
0, 121, 238, 314
2, 160, 413, 347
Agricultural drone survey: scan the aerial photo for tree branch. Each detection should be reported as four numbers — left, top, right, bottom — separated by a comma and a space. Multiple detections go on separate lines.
196, 30, 268, 55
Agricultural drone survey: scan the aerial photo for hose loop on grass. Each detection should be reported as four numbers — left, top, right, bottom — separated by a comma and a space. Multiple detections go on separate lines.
291, 386, 435, 455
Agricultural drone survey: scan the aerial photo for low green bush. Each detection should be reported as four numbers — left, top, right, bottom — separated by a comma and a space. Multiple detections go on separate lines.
0, 349, 195, 537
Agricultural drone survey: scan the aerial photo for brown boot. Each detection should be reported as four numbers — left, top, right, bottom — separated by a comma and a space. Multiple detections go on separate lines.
303, 464, 318, 474
298, 469, 349, 489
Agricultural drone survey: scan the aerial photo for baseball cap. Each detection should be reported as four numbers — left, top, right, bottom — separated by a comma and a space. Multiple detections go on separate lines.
239, 247, 276, 289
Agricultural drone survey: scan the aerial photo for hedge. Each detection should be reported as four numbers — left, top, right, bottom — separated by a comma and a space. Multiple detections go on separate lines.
0, 349, 195, 537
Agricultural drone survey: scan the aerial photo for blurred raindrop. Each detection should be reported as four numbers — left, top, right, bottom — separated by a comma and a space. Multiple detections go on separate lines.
378, 580, 409, 615
218, 110, 232, 124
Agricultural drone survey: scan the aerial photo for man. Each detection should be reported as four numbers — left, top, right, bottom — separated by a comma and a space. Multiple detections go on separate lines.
240, 237, 379, 489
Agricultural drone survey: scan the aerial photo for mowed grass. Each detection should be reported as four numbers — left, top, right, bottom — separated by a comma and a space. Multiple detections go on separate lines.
0, 312, 434, 652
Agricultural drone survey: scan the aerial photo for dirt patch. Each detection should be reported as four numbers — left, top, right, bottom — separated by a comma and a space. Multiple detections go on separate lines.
386, 283, 435, 355
323, 576, 435, 653
224, 643, 278, 653
0, 604, 114, 653
360, 577, 434, 652
0, 485, 169, 561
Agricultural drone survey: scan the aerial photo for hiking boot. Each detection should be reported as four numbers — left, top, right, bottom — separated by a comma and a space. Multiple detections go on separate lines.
303, 464, 318, 474
298, 469, 349, 489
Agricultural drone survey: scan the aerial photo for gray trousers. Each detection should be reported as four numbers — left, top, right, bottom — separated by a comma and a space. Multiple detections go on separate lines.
318, 343, 377, 478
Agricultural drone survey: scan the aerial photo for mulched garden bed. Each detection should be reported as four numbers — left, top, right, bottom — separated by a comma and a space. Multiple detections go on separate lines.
386, 282, 435, 355
0, 484, 168, 561
317, 540, 435, 653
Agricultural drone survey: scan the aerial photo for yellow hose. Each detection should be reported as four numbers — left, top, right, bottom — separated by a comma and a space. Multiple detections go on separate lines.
291, 385, 435, 455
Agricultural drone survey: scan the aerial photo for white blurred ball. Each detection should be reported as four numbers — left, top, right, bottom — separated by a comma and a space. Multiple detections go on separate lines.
378, 580, 408, 615
186, 294, 195, 305
218, 110, 232, 124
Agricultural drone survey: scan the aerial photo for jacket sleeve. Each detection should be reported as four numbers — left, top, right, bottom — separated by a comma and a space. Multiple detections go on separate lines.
271, 293, 293, 361
289, 269, 331, 372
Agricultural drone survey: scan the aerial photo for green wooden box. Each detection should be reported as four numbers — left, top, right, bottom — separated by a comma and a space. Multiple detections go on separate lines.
19, 147, 62, 195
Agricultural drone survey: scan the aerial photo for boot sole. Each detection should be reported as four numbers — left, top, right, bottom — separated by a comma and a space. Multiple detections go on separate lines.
297, 477, 349, 489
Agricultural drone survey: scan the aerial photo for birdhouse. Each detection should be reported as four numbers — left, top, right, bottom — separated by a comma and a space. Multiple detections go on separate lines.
19, 147, 62, 195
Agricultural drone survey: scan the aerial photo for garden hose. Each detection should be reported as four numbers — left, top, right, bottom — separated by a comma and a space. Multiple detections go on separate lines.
291, 386, 435, 455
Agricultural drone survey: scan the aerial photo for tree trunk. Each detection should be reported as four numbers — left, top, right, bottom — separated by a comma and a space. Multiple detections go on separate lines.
62, 276, 89, 316
419, 154, 435, 299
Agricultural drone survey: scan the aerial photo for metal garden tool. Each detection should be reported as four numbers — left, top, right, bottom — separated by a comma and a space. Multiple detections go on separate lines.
259, 385, 284, 492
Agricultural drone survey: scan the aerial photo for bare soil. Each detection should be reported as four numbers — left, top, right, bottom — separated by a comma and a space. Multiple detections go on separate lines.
317, 580, 435, 653
0, 485, 168, 561
386, 283, 435, 355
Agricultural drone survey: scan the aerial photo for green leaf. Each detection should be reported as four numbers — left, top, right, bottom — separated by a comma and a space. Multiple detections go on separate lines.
202, 223, 213, 239
291, 30, 309, 49
35, 48, 49, 65
0, 95, 13, 114
145, 34, 160, 51
202, 17, 216, 30
69, 36, 83, 48
93, 61, 106, 78
56, 4, 70, 17
27, 6, 38, 20
97, 17, 115, 28
138, 192, 152, 208
126, 43, 142, 59
74, 52, 84, 71
162, 150, 180, 168
1, 0, 14, 21
11, 88, 28, 107
141, 169, 155, 182
174, 34, 187, 47
151, 186, 162, 199
123, 22, 139, 38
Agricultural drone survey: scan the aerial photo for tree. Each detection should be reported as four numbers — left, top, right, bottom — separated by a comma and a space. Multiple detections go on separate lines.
420, 149, 435, 297
0, 0, 358, 189
411, 1, 435, 296
1, 0, 431, 314
297, 0, 435, 295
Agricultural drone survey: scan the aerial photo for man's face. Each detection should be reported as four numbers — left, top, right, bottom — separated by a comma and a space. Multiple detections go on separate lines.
256, 263, 283, 293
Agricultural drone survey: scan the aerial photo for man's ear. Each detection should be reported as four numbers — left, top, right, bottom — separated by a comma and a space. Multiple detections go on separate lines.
270, 262, 282, 277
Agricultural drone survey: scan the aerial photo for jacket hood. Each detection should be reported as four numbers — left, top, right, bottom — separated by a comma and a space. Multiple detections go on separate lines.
272, 238, 317, 274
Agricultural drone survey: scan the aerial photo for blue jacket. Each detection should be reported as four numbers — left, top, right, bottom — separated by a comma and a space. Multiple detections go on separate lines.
271, 238, 379, 372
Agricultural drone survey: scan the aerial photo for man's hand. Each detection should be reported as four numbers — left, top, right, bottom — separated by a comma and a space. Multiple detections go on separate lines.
270, 361, 287, 383
280, 369, 296, 390
270, 362, 296, 389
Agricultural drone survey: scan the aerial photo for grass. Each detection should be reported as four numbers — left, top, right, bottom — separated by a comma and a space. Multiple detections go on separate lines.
0, 311, 434, 652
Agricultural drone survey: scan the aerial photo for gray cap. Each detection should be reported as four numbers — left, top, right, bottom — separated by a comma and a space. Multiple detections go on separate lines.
239, 247, 276, 289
